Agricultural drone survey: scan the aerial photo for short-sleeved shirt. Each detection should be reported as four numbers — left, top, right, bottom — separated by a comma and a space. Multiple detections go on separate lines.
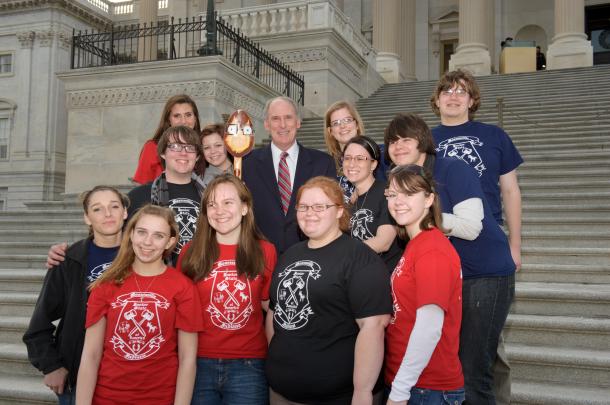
349, 180, 402, 272
385, 227, 463, 390
433, 157, 515, 279
176, 240, 277, 359
433, 121, 523, 224
132, 140, 162, 185
86, 267, 201, 405
266, 234, 392, 404
86, 240, 119, 283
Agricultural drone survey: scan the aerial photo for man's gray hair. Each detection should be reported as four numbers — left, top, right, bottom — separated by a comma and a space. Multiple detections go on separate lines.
263, 96, 301, 121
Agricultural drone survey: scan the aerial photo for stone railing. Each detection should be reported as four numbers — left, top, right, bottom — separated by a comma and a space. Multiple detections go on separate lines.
207, 0, 374, 60
81, 0, 167, 16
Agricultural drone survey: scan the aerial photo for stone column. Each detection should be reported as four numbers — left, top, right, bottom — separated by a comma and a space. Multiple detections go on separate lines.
398, 0, 416, 81
546, 0, 593, 70
373, 0, 402, 83
449, 0, 491, 75
137, 0, 158, 61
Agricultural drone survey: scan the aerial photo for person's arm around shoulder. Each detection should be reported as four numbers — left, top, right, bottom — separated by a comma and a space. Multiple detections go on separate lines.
441, 198, 483, 240
75, 317, 106, 405
45, 242, 68, 269
353, 314, 391, 405
174, 330, 198, 405
363, 224, 397, 253
500, 169, 522, 271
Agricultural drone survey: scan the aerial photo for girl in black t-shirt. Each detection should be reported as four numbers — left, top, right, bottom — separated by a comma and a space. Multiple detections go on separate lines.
343, 135, 402, 272
265, 176, 392, 405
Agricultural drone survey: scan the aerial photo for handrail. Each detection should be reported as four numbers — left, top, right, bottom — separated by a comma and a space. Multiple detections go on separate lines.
71, 14, 304, 105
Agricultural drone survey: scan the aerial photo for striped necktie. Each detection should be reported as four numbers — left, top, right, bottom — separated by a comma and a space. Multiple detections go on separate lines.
278, 151, 291, 215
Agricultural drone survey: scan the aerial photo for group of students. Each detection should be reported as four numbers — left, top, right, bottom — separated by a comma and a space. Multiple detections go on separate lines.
23, 68, 522, 405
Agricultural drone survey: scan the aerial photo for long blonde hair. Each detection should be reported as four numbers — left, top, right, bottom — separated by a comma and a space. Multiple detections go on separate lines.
89, 205, 178, 289
324, 100, 365, 172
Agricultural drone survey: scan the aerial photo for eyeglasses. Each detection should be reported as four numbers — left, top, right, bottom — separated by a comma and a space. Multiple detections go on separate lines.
167, 143, 198, 153
343, 155, 371, 163
330, 117, 356, 128
441, 88, 469, 97
295, 203, 338, 212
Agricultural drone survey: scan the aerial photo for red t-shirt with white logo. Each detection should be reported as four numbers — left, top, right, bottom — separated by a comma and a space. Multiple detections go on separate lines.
384, 227, 464, 390
177, 240, 277, 358
86, 267, 202, 405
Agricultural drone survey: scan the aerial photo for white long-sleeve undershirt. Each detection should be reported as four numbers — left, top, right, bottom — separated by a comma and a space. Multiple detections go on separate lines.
442, 197, 483, 241
389, 304, 445, 402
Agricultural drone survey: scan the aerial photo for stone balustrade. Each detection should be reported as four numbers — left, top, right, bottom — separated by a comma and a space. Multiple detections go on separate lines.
79, 0, 167, 16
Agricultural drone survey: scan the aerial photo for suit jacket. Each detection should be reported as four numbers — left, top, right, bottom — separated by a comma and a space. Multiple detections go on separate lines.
242, 142, 336, 254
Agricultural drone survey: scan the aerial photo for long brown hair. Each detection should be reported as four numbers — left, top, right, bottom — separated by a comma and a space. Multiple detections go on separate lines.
295, 176, 350, 233
80, 185, 130, 237
324, 100, 365, 172
151, 94, 201, 143
181, 174, 266, 282
89, 205, 178, 289
387, 165, 447, 239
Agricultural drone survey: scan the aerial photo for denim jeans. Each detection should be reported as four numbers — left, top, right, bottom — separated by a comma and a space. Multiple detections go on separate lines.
384, 386, 464, 405
191, 357, 268, 405
57, 389, 75, 405
459, 274, 515, 405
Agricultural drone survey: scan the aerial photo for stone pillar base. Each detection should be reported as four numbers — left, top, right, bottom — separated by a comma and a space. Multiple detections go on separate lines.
449, 43, 491, 76
546, 33, 593, 70
375, 52, 404, 83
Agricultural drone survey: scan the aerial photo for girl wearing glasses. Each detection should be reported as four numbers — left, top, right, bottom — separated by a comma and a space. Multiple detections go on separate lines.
324, 101, 389, 202
265, 176, 392, 405
200, 124, 234, 188
343, 135, 402, 272
76, 205, 201, 405
133, 94, 203, 185
177, 174, 277, 405
384, 165, 464, 405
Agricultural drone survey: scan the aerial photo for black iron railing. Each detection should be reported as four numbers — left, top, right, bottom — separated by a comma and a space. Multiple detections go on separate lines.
71, 15, 305, 105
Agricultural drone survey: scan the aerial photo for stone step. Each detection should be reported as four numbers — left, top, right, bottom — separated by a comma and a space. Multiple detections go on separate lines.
520, 191, 610, 204
0, 269, 45, 293
0, 230, 86, 243
518, 179, 610, 192
0, 373, 54, 405
513, 282, 610, 317
520, 150, 610, 162
0, 242, 66, 256
0, 316, 29, 344
0, 255, 46, 269
522, 204, 610, 220
518, 167, 610, 179
504, 314, 610, 350
506, 343, 610, 388
520, 158, 610, 171
516, 263, 610, 284
517, 140, 610, 153
0, 218, 84, 231
521, 231, 610, 248
521, 246, 610, 266
511, 380, 609, 405
521, 217, 610, 232
0, 343, 40, 377
0, 210, 82, 220
0, 292, 37, 317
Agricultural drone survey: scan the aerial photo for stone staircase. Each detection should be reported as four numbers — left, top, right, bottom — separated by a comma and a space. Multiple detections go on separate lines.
297, 65, 610, 404
0, 66, 609, 404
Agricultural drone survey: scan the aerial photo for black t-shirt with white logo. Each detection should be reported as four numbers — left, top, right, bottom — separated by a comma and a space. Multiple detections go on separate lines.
266, 234, 392, 404
350, 180, 403, 273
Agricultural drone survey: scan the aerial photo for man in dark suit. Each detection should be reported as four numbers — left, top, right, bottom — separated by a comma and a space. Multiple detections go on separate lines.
242, 96, 336, 254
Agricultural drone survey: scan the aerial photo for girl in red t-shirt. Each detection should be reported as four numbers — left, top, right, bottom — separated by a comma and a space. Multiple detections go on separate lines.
384, 165, 464, 405
76, 205, 202, 405
132, 94, 203, 184
177, 174, 277, 405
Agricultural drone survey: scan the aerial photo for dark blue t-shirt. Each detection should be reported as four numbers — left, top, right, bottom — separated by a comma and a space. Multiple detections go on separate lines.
433, 157, 515, 279
86, 240, 119, 283
433, 121, 523, 224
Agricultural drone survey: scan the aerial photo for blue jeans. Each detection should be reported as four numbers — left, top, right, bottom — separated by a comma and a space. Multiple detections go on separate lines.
191, 357, 268, 405
384, 386, 464, 405
57, 389, 75, 405
459, 274, 515, 405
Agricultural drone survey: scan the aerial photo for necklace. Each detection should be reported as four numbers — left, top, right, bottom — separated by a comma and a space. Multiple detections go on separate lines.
133, 272, 160, 295
356, 189, 369, 211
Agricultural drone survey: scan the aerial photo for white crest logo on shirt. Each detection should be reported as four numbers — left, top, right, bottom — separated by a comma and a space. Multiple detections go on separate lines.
110, 292, 169, 360
350, 208, 374, 240
389, 256, 405, 324
206, 259, 254, 330
169, 198, 200, 253
274, 260, 321, 330
436, 136, 486, 177
87, 261, 112, 283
